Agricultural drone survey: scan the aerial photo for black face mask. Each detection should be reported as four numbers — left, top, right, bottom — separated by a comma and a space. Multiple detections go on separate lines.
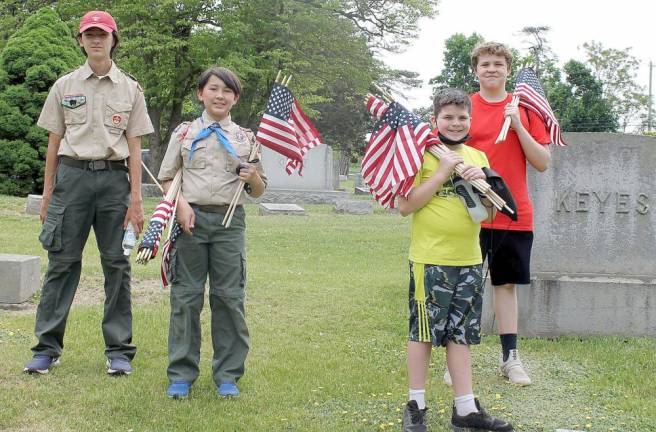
438, 132, 471, 145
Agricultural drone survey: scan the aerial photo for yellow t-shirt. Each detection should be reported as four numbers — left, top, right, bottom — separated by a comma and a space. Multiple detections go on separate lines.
409, 145, 489, 266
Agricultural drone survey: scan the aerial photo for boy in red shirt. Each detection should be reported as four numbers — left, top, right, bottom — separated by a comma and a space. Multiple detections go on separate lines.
467, 42, 551, 386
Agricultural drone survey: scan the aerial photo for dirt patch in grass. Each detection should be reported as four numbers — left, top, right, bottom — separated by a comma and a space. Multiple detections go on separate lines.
1, 277, 167, 315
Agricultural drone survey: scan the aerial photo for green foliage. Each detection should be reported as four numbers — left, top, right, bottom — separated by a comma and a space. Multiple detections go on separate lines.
0, 7, 82, 196
429, 33, 483, 94
0, 1, 437, 177
548, 60, 618, 132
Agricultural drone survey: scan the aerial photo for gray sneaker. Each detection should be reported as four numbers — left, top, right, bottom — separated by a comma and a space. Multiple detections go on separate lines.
24, 354, 60, 375
106, 356, 132, 375
402, 400, 428, 432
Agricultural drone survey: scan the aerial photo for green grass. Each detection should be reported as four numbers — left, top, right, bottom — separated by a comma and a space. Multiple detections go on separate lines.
1, 194, 655, 431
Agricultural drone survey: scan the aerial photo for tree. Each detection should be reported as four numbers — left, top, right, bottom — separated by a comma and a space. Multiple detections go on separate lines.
583, 41, 648, 132
0, 7, 82, 195
429, 33, 483, 95
519, 26, 554, 78
0, 1, 437, 178
548, 60, 617, 132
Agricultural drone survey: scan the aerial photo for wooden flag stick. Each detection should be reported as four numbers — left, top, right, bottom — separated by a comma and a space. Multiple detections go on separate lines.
283, 74, 292, 87
140, 160, 164, 193
275, 70, 282, 84
372, 83, 394, 104
495, 95, 519, 144
223, 141, 262, 228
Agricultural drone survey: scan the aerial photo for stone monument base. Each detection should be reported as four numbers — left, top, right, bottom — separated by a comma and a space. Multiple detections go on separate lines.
481, 272, 656, 337
251, 188, 349, 205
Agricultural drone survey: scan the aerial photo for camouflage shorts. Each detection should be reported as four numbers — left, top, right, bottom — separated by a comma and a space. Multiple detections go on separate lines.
408, 262, 483, 347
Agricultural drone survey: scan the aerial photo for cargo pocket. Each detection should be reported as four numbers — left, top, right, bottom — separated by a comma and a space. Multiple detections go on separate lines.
38, 204, 65, 252
240, 252, 247, 289
166, 246, 179, 285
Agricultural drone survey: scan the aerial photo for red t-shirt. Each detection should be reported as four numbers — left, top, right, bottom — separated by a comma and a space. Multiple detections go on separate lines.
468, 92, 551, 231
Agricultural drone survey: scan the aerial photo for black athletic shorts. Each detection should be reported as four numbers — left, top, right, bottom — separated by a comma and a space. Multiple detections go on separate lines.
480, 228, 533, 286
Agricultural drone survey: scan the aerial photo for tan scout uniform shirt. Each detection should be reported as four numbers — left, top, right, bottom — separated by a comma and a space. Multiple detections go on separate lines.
158, 111, 267, 206
37, 61, 154, 160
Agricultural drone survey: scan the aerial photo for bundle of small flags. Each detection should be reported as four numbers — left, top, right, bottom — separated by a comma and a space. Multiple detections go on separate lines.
137, 199, 174, 261
361, 95, 432, 207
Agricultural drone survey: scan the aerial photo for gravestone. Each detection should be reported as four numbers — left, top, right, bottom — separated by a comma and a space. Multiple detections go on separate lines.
259, 203, 305, 216
257, 145, 348, 204
0, 254, 40, 304
333, 200, 373, 215
354, 186, 370, 196
25, 194, 42, 215
481, 133, 656, 337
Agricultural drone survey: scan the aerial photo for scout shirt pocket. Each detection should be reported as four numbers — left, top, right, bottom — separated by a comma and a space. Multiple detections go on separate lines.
62, 95, 87, 125
225, 141, 252, 174
181, 139, 207, 169
104, 101, 132, 135
38, 204, 65, 252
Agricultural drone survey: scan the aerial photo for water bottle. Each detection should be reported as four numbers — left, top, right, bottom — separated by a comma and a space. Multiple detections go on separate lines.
122, 222, 137, 256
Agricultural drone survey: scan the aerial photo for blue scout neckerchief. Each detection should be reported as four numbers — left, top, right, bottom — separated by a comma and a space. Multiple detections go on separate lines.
188, 117, 240, 161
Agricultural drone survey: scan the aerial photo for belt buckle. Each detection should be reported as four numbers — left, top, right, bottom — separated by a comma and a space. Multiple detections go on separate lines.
89, 160, 106, 171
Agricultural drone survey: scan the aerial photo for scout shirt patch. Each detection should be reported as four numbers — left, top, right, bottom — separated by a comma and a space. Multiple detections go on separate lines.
62, 95, 86, 109
235, 127, 247, 144
112, 114, 122, 125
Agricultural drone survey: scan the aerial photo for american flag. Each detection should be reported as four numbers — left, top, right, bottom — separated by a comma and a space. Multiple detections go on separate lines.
361, 96, 432, 207
256, 83, 323, 175
160, 222, 181, 288
514, 68, 566, 146
285, 100, 324, 174
138, 199, 174, 258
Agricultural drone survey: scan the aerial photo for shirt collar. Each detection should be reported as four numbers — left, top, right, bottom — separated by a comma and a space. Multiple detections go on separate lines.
80, 60, 120, 83
202, 110, 233, 129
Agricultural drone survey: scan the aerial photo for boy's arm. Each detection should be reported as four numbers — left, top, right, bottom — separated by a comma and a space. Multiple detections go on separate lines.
398, 151, 462, 217
506, 105, 551, 172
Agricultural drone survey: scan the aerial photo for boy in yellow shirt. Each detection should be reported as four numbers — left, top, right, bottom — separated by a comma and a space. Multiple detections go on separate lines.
398, 88, 513, 431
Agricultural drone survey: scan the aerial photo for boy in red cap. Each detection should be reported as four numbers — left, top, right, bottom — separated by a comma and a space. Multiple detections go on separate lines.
25, 11, 154, 376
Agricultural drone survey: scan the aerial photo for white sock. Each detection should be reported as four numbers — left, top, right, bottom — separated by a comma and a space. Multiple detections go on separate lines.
408, 388, 426, 410
454, 393, 478, 416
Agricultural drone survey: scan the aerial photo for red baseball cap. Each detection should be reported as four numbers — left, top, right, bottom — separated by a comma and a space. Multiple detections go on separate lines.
79, 11, 117, 33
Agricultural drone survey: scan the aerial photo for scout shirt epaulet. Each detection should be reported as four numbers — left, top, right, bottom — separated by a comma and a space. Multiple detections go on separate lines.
124, 71, 144, 92
173, 121, 192, 143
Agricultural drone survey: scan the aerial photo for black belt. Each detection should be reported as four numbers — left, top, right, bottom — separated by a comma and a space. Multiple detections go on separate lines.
191, 204, 239, 213
59, 156, 128, 172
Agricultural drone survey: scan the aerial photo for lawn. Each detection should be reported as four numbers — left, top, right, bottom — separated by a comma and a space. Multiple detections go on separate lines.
0, 194, 654, 431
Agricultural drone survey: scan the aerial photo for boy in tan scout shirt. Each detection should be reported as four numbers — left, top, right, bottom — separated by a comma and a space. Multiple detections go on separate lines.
158, 67, 266, 399
24, 11, 154, 376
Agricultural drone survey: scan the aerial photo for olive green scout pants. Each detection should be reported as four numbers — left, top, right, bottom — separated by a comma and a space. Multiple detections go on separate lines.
32, 162, 135, 360
167, 205, 249, 386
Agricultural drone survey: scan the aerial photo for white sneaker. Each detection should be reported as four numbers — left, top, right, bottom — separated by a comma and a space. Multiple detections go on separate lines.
443, 368, 452, 386
499, 349, 531, 386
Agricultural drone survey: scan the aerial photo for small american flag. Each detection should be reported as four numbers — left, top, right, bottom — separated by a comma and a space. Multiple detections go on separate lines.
514, 68, 566, 146
361, 97, 431, 207
160, 222, 181, 288
256, 83, 323, 175
138, 199, 174, 258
